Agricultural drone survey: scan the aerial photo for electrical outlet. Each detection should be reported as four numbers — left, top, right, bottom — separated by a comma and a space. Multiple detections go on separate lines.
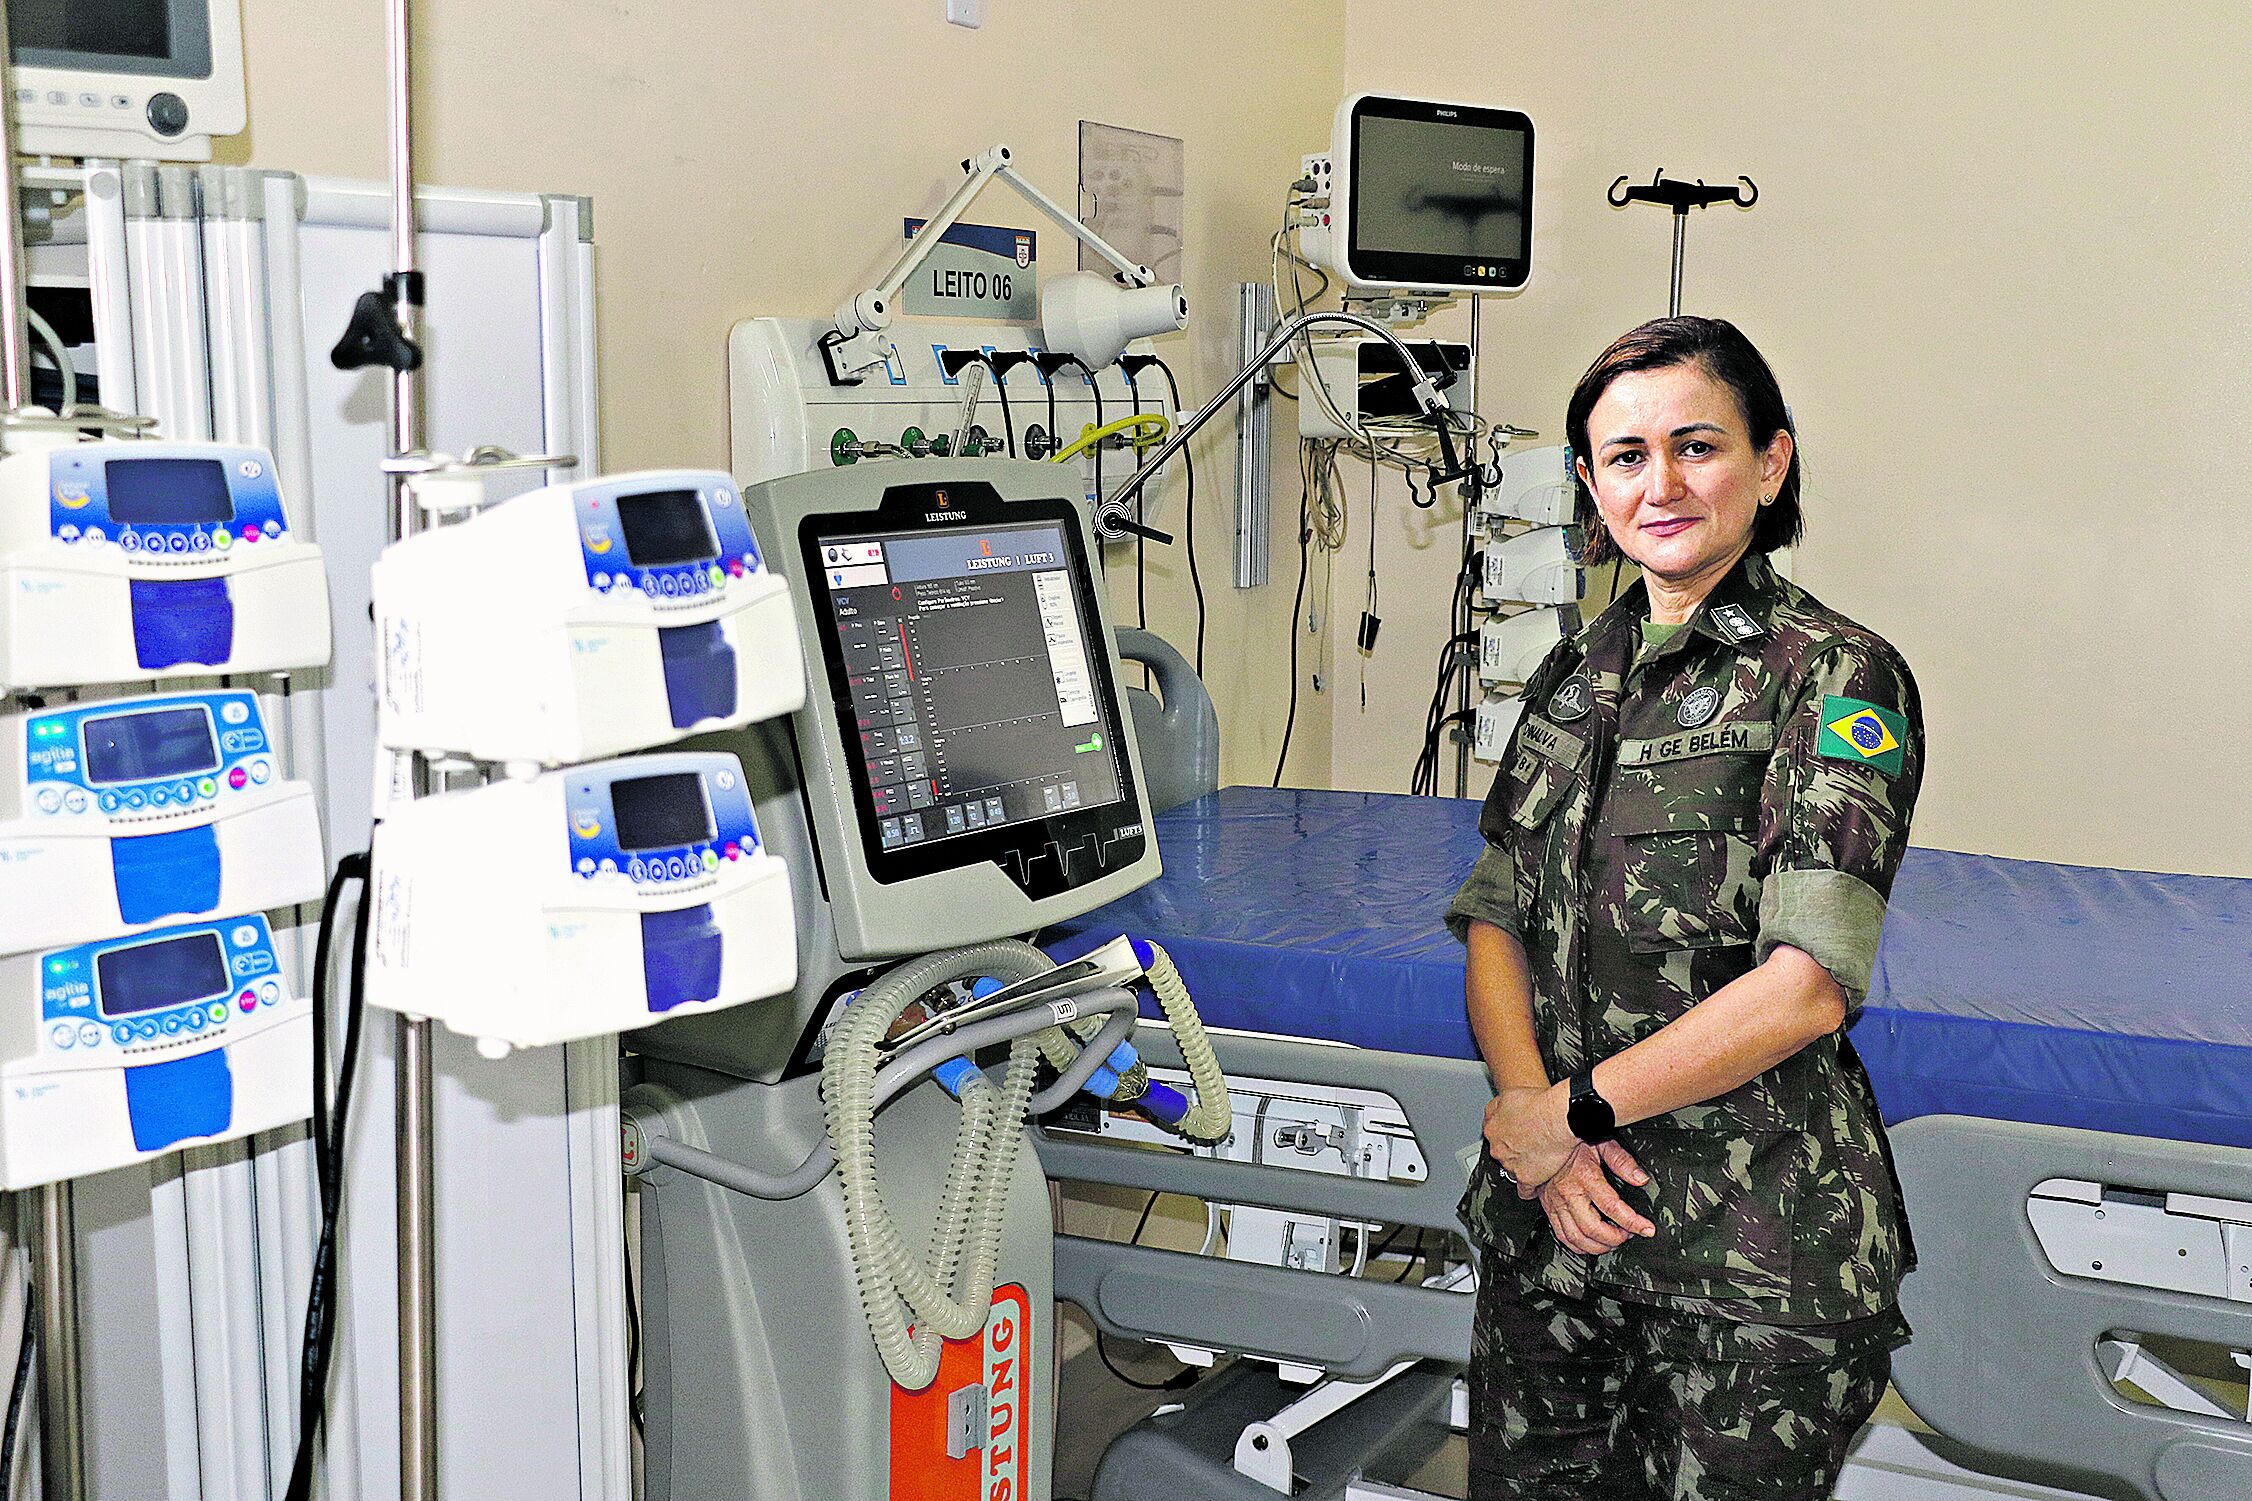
947, 0, 984, 27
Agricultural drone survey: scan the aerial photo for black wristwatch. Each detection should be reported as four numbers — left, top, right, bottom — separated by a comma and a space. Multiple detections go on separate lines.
1566, 1067, 1618, 1145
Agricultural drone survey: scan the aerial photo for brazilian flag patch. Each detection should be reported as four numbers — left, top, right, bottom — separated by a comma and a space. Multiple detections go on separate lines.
1818, 695, 1907, 777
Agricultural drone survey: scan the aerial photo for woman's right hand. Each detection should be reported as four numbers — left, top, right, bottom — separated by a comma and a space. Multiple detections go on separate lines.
1532, 1141, 1656, 1254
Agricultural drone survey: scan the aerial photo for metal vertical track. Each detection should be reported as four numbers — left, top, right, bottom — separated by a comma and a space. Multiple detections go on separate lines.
253, 163, 341, 1501
538, 189, 633, 1500
92, 162, 205, 1501
1, 16, 80, 1496
1234, 280, 1275, 589
189, 162, 282, 1501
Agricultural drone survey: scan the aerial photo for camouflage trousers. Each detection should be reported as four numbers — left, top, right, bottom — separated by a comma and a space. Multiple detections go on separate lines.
1468, 1259, 1902, 1501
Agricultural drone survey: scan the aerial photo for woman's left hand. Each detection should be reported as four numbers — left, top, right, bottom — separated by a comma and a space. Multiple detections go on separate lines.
1482, 1083, 1577, 1193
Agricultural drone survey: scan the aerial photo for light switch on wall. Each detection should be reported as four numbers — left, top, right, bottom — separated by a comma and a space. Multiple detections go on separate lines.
946, 0, 984, 28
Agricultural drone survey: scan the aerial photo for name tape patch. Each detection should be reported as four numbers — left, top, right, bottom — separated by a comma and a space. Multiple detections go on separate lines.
1618, 720, 1776, 767
1817, 695, 1907, 776
1519, 714, 1588, 769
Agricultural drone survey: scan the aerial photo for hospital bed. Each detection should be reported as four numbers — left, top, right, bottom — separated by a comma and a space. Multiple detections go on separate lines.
1039, 786, 2252, 1501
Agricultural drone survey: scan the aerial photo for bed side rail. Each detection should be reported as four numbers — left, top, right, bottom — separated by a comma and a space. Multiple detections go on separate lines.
1891, 1115, 2252, 1501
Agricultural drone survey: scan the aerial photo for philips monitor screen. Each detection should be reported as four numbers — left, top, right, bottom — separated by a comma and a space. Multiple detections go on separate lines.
1344, 96, 1533, 291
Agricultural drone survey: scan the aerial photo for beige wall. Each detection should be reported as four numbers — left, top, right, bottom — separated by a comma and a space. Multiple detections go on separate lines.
1334, 1, 2252, 876
228, 0, 1345, 789
221, 1, 2245, 876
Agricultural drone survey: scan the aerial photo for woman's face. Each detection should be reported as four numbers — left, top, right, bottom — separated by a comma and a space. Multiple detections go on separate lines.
1575, 362, 1792, 589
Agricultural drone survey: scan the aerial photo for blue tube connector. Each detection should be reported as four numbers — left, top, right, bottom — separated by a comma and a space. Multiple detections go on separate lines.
1138, 1080, 1191, 1127
932, 1055, 981, 1099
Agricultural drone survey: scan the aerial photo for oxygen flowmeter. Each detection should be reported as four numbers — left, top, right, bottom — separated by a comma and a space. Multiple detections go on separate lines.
0, 914, 308, 1188
366, 749, 797, 1054
0, 690, 326, 954
373, 468, 805, 767
0, 438, 330, 691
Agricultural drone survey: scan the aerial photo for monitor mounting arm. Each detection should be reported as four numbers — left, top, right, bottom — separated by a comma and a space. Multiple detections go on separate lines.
824, 144, 1155, 383
1109, 309, 1470, 518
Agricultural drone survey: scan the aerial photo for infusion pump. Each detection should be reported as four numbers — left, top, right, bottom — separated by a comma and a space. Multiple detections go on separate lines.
0, 690, 325, 954
0, 439, 329, 692
374, 469, 803, 767
367, 750, 796, 1054
0, 914, 307, 1189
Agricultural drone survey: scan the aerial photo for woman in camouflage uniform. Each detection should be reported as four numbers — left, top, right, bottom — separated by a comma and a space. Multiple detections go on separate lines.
1448, 317, 1924, 1500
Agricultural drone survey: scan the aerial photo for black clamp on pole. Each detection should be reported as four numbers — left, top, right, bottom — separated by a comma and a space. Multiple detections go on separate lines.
330, 270, 426, 372
1605, 170, 1758, 317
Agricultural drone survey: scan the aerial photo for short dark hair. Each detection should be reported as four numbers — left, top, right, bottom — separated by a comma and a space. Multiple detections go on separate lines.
1565, 316, 1803, 569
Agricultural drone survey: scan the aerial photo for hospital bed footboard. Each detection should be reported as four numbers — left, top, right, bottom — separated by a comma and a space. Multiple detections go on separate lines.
1891, 1115, 2252, 1501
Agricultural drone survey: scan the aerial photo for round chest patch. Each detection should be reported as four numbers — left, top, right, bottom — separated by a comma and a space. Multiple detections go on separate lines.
1549, 675, 1593, 722
1676, 685, 1722, 729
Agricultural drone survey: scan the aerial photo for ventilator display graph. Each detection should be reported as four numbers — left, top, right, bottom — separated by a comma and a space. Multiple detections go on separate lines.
818, 521, 1123, 850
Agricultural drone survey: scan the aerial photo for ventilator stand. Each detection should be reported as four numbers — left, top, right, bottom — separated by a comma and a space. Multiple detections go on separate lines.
1606, 170, 1759, 318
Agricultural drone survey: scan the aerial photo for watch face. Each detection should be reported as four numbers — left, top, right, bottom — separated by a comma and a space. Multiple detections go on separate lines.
1568, 1086, 1618, 1144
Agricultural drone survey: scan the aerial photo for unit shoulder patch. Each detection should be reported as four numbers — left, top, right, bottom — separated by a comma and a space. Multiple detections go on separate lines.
1548, 675, 1593, 723
1816, 695, 1907, 777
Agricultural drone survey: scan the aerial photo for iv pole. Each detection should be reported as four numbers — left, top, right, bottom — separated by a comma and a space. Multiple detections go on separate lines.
324, 6, 572, 1491
331, 0, 441, 1490
1606, 169, 1759, 317
385, 0, 440, 1482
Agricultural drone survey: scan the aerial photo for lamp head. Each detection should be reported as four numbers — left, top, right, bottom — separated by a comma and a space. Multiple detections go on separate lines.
1039, 272, 1188, 371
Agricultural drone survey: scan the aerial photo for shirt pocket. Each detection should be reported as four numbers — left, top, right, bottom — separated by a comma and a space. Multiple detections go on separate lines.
1604, 1123, 1804, 1299
1604, 748, 1765, 953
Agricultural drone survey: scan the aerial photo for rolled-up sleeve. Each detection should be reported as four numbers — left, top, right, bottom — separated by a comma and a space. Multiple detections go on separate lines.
1756, 639, 1925, 1009
1445, 844, 1520, 944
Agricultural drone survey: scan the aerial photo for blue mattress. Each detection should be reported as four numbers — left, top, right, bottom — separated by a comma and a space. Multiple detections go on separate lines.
1045, 787, 2252, 1150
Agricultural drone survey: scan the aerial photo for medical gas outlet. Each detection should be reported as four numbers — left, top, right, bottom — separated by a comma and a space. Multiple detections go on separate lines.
0, 691, 325, 955
0, 914, 309, 1188
365, 750, 797, 1053
373, 469, 805, 768
0, 438, 330, 692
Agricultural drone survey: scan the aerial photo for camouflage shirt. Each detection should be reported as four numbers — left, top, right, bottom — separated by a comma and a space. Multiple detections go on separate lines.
1449, 550, 1924, 1324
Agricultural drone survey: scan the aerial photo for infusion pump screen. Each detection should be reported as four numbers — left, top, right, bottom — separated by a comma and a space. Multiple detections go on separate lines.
817, 522, 1124, 853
